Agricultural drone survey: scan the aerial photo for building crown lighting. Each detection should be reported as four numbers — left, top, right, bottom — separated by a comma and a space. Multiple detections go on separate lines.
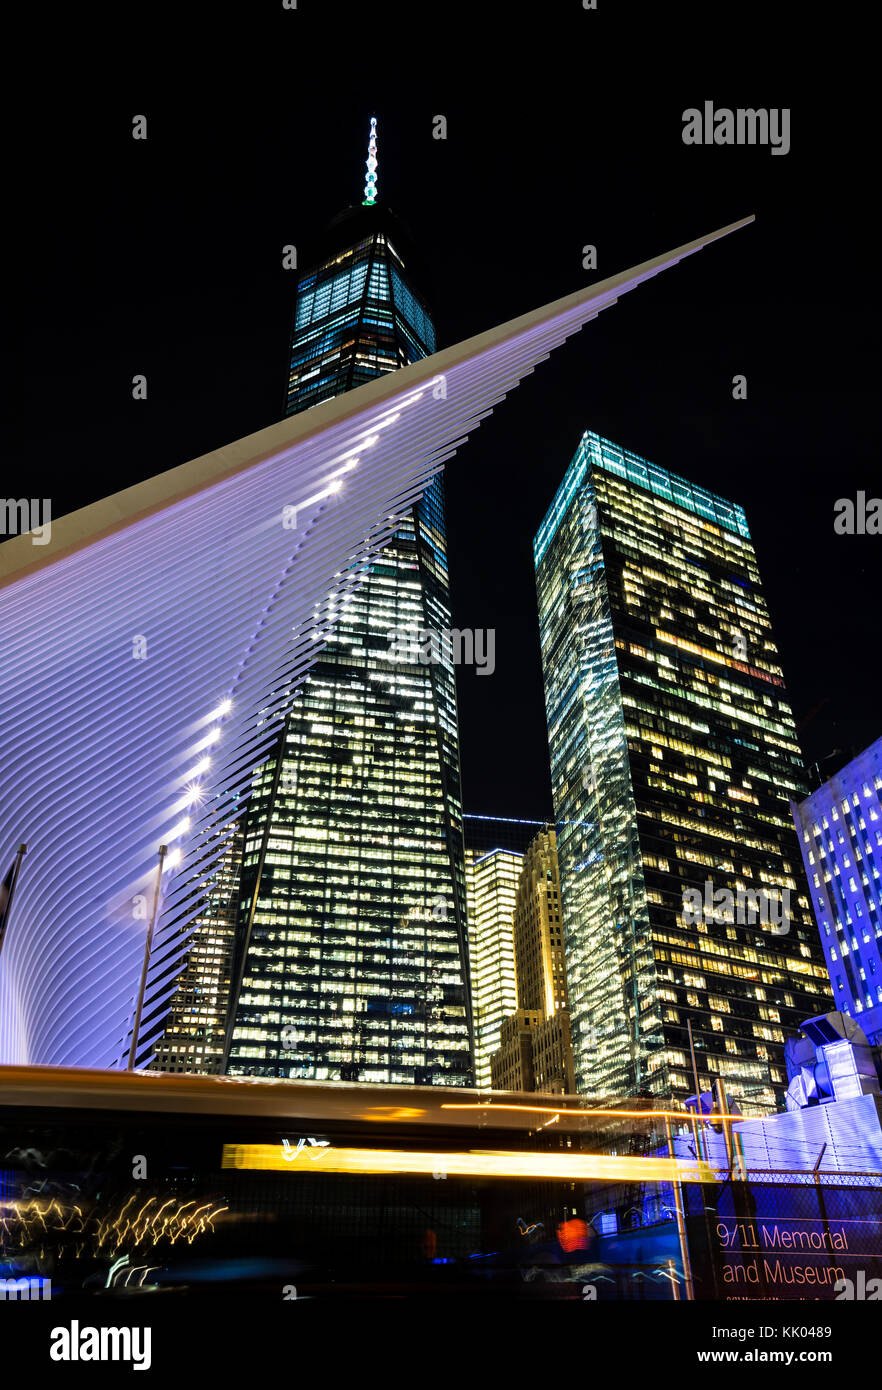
363, 116, 378, 206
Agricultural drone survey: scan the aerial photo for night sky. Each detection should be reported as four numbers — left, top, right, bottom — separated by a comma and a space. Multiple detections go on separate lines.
7, 2, 879, 821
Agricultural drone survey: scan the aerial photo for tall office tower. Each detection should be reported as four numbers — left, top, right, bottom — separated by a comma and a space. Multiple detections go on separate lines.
534, 431, 831, 1114
463, 816, 550, 1086
490, 826, 576, 1094
791, 737, 882, 1043
222, 122, 472, 1085
464, 843, 521, 1089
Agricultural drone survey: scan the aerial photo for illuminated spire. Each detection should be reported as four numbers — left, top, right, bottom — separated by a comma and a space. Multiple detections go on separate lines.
362, 115, 378, 206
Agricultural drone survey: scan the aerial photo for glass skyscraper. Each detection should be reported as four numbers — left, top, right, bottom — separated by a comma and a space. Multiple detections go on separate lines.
465, 844, 521, 1089
489, 825, 576, 1095
534, 430, 831, 1114
792, 737, 882, 1043
283, 207, 437, 414
221, 145, 472, 1085
463, 816, 555, 1088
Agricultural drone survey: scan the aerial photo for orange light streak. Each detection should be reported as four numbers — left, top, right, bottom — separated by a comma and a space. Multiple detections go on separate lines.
221, 1143, 716, 1184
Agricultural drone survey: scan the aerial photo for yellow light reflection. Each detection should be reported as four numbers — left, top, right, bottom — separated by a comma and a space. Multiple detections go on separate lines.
221, 1143, 716, 1184
356, 1107, 428, 1122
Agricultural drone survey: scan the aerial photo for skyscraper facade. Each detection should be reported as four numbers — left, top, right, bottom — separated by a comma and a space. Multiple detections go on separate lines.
534, 430, 831, 1113
283, 206, 436, 415
464, 816, 557, 1087
510, 827, 568, 1017
222, 138, 472, 1085
464, 843, 521, 1088
791, 737, 882, 1043
490, 826, 575, 1094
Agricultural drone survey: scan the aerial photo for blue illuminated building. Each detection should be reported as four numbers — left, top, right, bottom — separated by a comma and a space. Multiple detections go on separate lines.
792, 737, 882, 1043
686, 1011, 882, 1178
